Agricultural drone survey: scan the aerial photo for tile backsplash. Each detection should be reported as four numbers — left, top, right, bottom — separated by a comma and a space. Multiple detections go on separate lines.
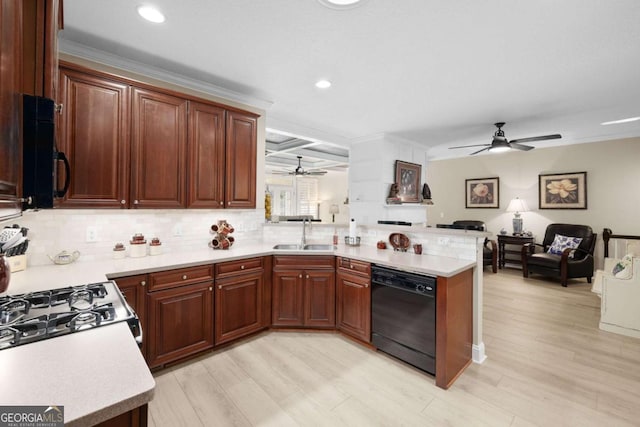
12, 209, 265, 266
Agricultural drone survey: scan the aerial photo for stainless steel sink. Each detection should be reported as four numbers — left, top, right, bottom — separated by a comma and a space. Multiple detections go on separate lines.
272, 244, 301, 250
303, 244, 335, 250
272, 244, 335, 250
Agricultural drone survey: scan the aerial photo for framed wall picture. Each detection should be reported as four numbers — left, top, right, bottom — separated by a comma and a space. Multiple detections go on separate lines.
539, 171, 587, 209
465, 177, 500, 208
395, 160, 421, 203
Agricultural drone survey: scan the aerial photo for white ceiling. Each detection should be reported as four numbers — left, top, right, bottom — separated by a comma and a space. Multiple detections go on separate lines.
60, 0, 640, 160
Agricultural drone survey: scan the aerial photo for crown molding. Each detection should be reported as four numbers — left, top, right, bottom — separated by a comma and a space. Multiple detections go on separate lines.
59, 39, 274, 111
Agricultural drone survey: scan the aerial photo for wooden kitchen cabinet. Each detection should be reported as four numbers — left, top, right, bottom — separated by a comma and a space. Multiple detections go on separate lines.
131, 87, 187, 208
187, 101, 225, 208
272, 256, 335, 328
57, 65, 130, 207
146, 265, 214, 369
225, 110, 257, 208
214, 257, 265, 345
56, 63, 259, 210
336, 258, 371, 343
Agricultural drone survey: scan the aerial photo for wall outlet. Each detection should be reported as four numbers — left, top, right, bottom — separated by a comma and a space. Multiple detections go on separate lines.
173, 224, 183, 236
86, 226, 98, 242
438, 237, 450, 245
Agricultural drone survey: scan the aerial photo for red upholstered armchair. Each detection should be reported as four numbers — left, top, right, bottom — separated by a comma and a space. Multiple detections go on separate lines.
521, 223, 596, 287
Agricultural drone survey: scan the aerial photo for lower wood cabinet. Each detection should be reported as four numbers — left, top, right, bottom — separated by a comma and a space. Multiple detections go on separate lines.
114, 274, 148, 357
272, 256, 335, 328
214, 257, 266, 345
336, 260, 371, 343
146, 281, 214, 369
94, 404, 148, 427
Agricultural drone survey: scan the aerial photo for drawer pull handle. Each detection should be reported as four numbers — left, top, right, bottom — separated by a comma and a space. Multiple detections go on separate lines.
241, 265, 245, 270
140, 280, 146, 287
182, 275, 188, 280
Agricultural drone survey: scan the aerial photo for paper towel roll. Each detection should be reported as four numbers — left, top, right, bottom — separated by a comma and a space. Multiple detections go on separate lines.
349, 218, 357, 238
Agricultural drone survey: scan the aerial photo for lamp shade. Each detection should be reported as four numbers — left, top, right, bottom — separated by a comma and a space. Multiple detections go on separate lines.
506, 197, 529, 213
329, 204, 340, 214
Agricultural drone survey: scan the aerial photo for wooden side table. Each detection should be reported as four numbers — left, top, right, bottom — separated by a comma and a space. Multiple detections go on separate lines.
498, 234, 535, 269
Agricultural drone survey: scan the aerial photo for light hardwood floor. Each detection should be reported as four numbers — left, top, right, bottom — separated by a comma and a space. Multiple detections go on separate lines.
148, 270, 640, 426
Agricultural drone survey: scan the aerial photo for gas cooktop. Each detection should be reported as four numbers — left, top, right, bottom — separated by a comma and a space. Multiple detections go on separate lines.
0, 281, 141, 350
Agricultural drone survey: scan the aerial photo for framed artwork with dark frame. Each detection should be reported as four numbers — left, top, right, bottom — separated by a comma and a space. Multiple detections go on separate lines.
539, 171, 587, 209
395, 160, 421, 203
465, 177, 500, 208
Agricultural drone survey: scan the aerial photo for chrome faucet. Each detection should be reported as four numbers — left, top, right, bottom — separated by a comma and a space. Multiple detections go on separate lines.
301, 216, 311, 248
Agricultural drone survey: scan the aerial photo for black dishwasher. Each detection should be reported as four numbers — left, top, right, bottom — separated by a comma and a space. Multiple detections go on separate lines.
371, 265, 436, 374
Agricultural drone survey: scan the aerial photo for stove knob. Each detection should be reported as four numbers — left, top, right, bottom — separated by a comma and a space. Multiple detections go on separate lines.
416, 285, 426, 293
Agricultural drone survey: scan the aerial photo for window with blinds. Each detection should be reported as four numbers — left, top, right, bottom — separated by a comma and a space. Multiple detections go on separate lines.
267, 177, 318, 218
296, 178, 318, 218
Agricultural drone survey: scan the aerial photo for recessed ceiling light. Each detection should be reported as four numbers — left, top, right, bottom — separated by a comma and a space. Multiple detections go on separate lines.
137, 5, 165, 23
317, 0, 367, 10
601, 116, 640, 125
315, 80, 332, 89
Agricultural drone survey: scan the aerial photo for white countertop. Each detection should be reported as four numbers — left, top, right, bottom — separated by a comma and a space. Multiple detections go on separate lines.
0, 322, 155, 427
0, 241, 475, 425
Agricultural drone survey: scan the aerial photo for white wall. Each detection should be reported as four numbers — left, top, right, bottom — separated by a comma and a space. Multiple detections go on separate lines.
426, 137, 640, 264
317, 170, 349, 224
349, 134, 429, 225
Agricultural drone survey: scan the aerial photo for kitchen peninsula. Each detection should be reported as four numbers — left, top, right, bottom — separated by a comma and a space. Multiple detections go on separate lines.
1, 231, 481, 425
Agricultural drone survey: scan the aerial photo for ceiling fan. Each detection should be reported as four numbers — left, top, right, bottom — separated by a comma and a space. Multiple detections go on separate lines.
449, 122, 561, 155
273, 156, 328, 176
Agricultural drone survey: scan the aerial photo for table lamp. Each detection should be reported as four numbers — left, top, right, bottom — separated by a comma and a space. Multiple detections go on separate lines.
329, 204, 340, 223
506, 197, 529, 235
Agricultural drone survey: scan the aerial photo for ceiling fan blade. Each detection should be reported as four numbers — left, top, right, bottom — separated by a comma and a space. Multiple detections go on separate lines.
449, 144, 491, 150
509, 134, 561, 144
470, 147, 490, 155
509, 143, 534, 151
306, 171, 328, 175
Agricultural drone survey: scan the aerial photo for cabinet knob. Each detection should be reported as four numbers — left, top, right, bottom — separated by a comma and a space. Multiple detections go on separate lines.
140, 280, 146, 287
350, 264, 354, 269
220, 201, 224, 205
240, 265, 245, 270
209, 287, 213, 291
218, 285, 222, 290
299, 274, 302, 278
182, 275, 188, 280
306, 274, 310, 279
134, 200, 139, 205
120, 200, 126, 205
364, 283, 369, 288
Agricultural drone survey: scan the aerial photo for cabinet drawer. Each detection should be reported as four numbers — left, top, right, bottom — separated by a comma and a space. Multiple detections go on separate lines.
273, 255, 335, 270
215, 257, 264, 279
337, 257, 371, 277
148, 265, 213, 291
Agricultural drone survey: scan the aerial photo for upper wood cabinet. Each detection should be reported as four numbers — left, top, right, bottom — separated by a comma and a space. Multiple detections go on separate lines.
187, 101, 225, 208
57, 66, 130, 207
56, 63, 259, 209
225, 111, 257, 208
131, 87, 187, 208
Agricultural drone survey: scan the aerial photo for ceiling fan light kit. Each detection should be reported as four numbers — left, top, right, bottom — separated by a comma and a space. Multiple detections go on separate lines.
450, 122, 561, 155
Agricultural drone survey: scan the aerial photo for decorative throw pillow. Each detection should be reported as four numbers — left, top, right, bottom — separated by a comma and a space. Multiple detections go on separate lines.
547, 234, 583, 257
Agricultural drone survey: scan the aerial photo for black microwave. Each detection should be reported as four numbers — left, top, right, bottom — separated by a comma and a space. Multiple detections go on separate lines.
22, 94, 69, 208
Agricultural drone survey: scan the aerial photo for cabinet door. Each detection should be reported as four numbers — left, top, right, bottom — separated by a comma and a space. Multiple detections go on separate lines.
131, 87, 187, 208
272, 270, 304, 326
336, 270, 371, 342
225, 110, 257, 208
146, 282, 213, 368
58, 66, 130, 207
187, 101, 225, 208
304, 270, 336, 328
0, 0, 22, 198
114, 274, 148, 356
215, 271, 263, 345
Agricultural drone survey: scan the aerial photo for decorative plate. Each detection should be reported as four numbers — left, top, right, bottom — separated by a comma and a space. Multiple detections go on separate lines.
389, 233, 410, 251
